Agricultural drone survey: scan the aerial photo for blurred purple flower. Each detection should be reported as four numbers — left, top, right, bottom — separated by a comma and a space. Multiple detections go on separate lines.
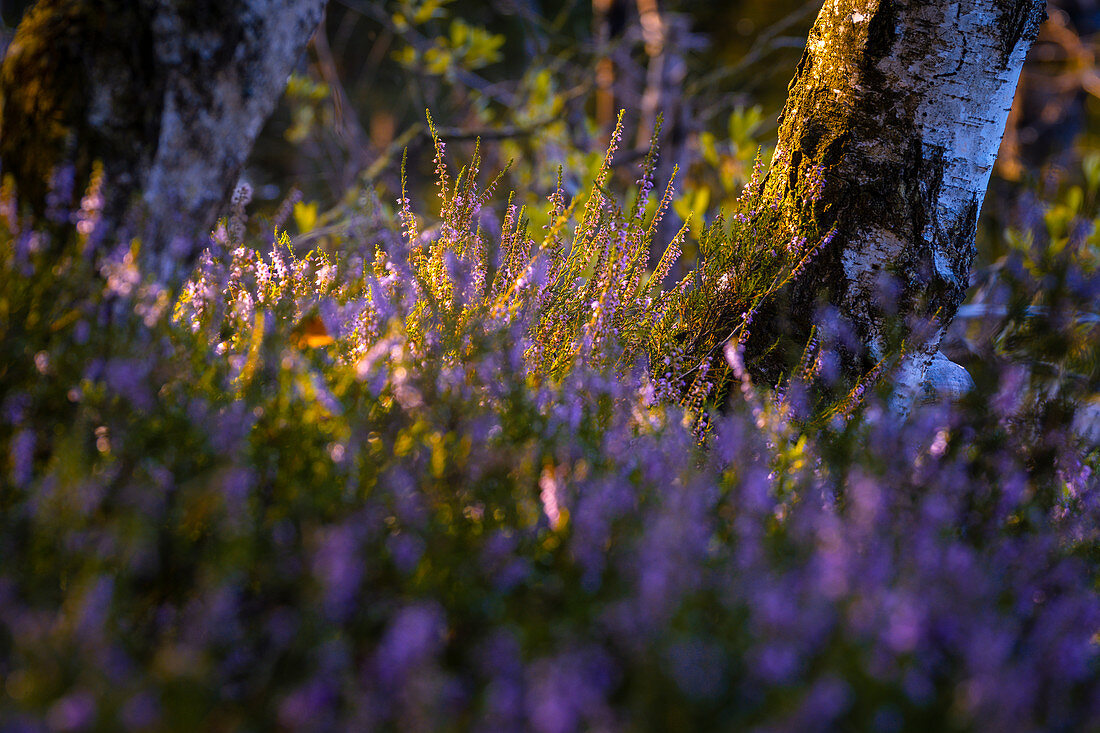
45, 691, 95, 732
375, 603, 446, 681
312, 524, 363, 622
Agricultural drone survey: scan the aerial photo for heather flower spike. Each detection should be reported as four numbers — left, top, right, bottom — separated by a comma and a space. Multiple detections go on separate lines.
3, 90, 1097, 731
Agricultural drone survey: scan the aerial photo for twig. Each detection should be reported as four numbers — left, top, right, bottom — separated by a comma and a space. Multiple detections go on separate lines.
311, 11, 373, 189
684, 0, 817, 99
955, 303, 1100, 324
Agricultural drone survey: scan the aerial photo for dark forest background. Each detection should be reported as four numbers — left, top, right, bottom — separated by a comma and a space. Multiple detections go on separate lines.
5, 0, 1099, 230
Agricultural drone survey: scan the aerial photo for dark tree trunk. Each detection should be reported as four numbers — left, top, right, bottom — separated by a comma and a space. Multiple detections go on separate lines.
0, 0, 326, 276
759, 0, 1045, 409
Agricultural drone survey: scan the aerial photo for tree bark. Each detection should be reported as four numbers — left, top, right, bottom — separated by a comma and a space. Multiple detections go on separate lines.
760, 0, 1045, 408
0, 0, 326, 275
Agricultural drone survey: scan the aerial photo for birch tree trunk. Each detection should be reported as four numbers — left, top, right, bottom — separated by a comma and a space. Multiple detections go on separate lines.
761, 0, 1045, 408
0, 0, 326, 276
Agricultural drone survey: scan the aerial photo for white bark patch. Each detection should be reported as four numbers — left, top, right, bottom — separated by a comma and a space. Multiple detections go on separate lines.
866, 2, 1037, 407
875, 2, 1030, 283
839, 223, 904, 356
140, 0, 327, 267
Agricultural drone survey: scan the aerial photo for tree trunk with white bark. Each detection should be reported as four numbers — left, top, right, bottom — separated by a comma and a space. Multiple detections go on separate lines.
0, 0, 326, 274
757, 0, 1045, 408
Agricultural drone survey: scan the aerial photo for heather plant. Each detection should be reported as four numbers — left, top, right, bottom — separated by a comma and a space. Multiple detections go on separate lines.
1, 117, 1099, 733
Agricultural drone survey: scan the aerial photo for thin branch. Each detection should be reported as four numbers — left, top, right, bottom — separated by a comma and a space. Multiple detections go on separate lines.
955, 303, 1100, 324
311, 11, 373, 190
335, 0, 520, 108
684, 0, 818, 98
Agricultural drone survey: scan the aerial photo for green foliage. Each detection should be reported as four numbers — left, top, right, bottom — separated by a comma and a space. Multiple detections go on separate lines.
964, 155, 1100, 441
283, 73, 332, 145
394, 17, 505, 75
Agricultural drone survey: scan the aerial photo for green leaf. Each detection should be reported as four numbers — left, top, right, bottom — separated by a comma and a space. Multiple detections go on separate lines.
1083, 152, 1100, 196
294, 201, 318, 235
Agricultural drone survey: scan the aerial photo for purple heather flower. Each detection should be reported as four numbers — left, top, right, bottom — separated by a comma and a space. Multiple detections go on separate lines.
121, 693, 160, 730
45, 691, 95, 732
10, 429, 34, 487
104, 358, 154, 412
665, 638, 728, 700
386, 532, 424, 575
525, 650, 618, 733
278, 679, 336, 730
375, 603, 446, 680
312, 524, 363, 622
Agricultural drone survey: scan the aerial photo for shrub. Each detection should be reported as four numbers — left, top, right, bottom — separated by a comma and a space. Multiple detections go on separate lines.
1, 121, 1098, 731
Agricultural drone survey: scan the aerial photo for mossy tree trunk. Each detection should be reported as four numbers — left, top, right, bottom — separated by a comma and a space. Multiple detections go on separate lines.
0, 0, 326, 276
761, 0, 1045, 408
